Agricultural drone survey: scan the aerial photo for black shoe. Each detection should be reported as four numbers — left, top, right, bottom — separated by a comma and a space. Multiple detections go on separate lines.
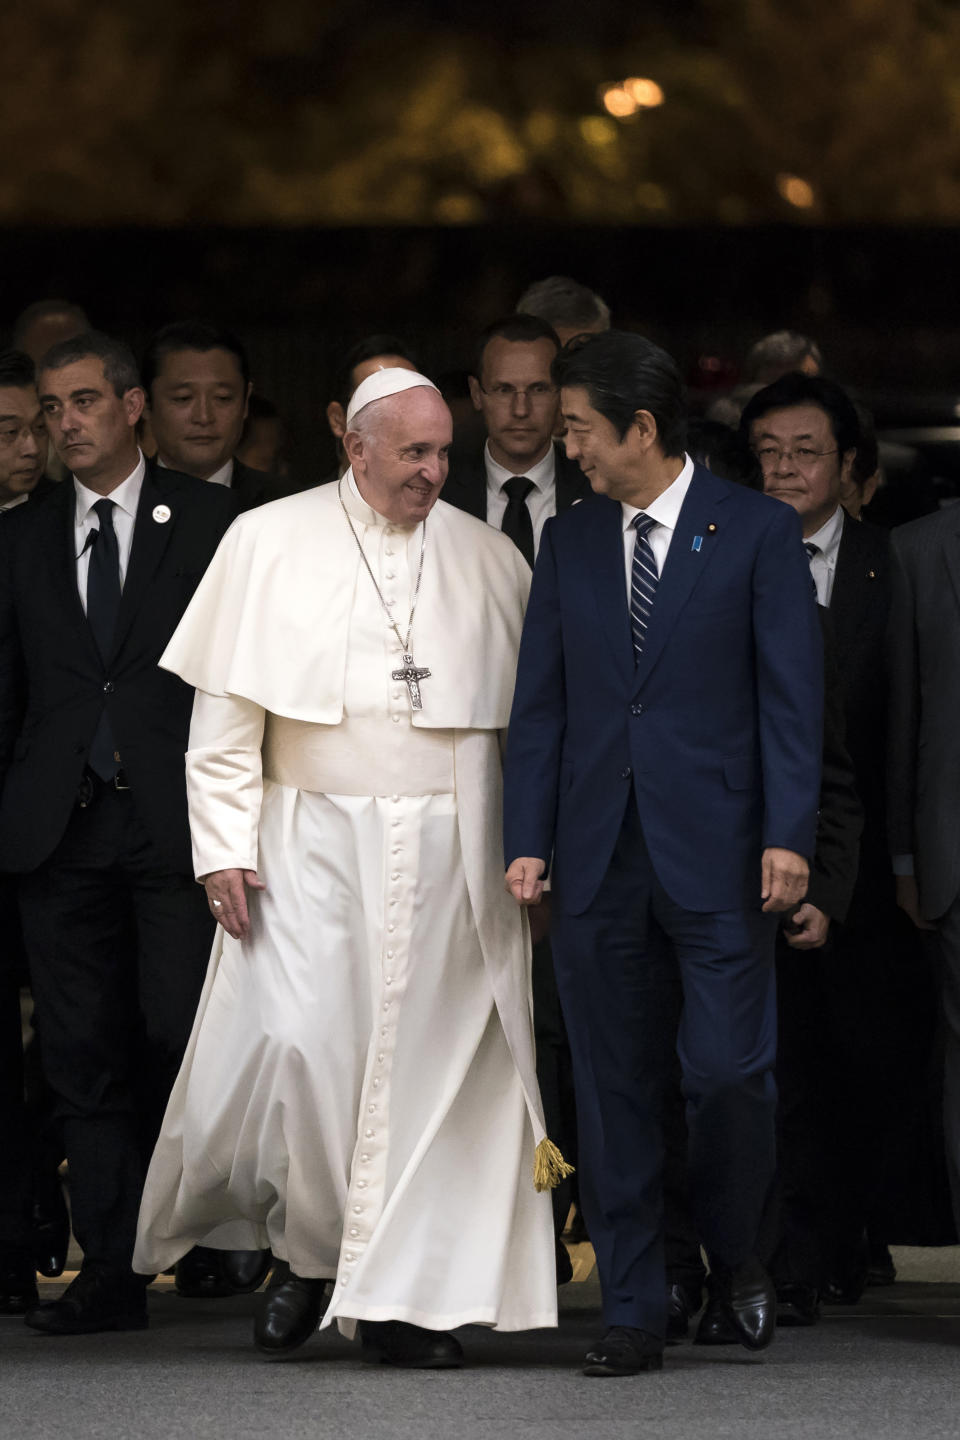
705, 1257, 776, 1352
0, 1254, 39, 1316
867, 1242, 897, 1288
221, 1249, 273, 1294
360, 1320, 464, 1369
254, 1264, 328, 1353
583, 1326, 664, 1377
24, 1265, 147, 1335
693, 1292, 740, 1346
665, 1281, 701, 1342
556, 1237, 574, 1286
824, 1234, 869, 1305
32, 1175, 70, 1279
775, 1282, 820, 1327
174, 1246, 234, 1299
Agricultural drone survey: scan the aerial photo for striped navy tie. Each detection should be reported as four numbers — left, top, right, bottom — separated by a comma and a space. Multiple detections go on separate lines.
630, 513, 659, 662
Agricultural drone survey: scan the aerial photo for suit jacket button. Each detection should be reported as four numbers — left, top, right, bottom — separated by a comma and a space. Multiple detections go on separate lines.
102, 681, 114, 693
621, 766, 632, 779
631, 703, 643, 716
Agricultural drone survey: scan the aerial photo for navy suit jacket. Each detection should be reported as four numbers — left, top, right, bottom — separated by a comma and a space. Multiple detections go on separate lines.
503, 463, 824, 915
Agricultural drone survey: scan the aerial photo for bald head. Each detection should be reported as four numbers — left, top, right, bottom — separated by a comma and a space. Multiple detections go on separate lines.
343, 385, 452, 527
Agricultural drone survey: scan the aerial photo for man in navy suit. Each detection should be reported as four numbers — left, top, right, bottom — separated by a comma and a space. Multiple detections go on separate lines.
503, 332, 823, 1377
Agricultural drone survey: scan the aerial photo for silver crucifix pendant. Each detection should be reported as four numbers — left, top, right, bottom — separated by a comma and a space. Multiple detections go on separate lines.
392, 653, 431, 711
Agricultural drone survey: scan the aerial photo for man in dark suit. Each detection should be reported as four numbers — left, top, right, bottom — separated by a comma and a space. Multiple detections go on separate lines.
0, 348, 56, 1315
0, 331, 238, 1334
445, 313, 590, 557
503, 331, 823, 1377
743, 374, 945, 1310
445, 313, 591, 1278
143, 321, 279, 511
888, 506, 960, 1246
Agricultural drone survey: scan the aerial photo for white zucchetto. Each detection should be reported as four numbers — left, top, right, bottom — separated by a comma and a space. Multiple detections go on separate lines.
345, 367, 440, 426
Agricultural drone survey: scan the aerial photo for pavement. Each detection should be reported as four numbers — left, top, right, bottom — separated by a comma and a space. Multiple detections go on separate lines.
2, 1247, 959, 1440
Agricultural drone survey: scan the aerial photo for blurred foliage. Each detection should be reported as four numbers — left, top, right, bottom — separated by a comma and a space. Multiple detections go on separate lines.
1, 0, 959, 223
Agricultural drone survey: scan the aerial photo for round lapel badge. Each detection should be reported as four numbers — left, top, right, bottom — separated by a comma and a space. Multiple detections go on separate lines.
152, 504, 171, 524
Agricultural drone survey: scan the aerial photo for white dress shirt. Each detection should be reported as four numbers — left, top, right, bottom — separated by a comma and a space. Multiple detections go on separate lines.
620, 453, 695, 598
484, 443, 557, 560
158, 456, 234, 487
805, 505, 844, 607
0, 494, 30, 514
74, 453, 146, 613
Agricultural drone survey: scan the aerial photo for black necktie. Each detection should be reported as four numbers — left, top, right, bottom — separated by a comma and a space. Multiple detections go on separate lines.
804, 541, 820, 602
501, 476, 535, 568
86, 498, 121, 780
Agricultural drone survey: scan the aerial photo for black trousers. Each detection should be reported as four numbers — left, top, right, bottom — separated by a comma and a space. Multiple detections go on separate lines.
0, 875, 31, 1259
553, 802, 778, 1337
532, 932, 578, 1238
19, 781, 214, 1273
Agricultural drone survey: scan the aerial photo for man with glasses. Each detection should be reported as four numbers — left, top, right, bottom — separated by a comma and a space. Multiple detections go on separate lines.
741, 374, 933, 1319
444, 314, 589, 566
445, 314, 590, 1287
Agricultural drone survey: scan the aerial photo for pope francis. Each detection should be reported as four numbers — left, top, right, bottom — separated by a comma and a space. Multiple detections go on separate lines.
133, 369, 563, 1366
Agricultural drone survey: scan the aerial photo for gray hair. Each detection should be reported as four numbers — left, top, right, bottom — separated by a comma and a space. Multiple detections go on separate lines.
38, 330, 141, 398
516, 275, 611, 333
743, 331, 823, 386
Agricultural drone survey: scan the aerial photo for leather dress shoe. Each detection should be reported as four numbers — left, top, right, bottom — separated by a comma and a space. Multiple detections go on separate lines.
775, 1282, 820, 1327
704, 1257, 776, 1352
867, 1243, 897, 1288
0, 1254, 39, 1315
174, 1246, 234, 1299
583, 1326, 664, 1377
24, 1265, 147, 1335
32, 1177, 70, 1278
360, 1320, 464, 1368
254, 1264, 328, 1353
693, 1293, 739, 1346
221, 1249, 273, 1294
666, 1280, 702, 1342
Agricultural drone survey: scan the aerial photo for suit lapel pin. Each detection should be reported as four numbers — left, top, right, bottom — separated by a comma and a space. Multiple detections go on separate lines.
867, 568, 877, 580
692, 536, 703, 552
707, 522, 718, 534
152, 504, 171, 524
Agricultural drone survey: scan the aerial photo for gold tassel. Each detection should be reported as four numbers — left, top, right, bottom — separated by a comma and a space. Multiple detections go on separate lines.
533, 1137, 575, 1193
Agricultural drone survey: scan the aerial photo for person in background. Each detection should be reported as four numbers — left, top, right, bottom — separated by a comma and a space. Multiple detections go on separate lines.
743, 331, 823, 386
743, 373, 941, 1310
516, 276, 611, 347
143, 321, 278, 512
236, 394, 288, 481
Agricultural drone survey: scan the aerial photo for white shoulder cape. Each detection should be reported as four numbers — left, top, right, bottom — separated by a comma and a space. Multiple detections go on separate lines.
160, 477, 531, 730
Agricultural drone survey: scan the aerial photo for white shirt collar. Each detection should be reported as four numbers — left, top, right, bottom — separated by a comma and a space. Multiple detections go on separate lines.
805, 504, 844, 561
621, 453, 695, 532
483, 440, 556, 493
157, 455, 234, 487
0, 493, 30, 513
74, 451, 146, 539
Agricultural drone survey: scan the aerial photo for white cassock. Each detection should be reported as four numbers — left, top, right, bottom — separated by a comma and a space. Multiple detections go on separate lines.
133, 472, 558, 1336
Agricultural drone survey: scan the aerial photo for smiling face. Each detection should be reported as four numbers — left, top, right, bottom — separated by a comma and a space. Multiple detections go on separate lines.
0, 383, 48, 503
344, 387, 452, 526
149, 346, 251, 479
751, 403, 852, 536
39, 357, 143, 491
559, 383, 662, 505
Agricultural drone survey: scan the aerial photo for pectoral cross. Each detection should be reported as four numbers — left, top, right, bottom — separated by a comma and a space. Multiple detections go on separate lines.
392, 653, 431, 711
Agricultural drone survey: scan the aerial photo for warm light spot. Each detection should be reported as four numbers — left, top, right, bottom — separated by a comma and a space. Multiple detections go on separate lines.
602, 86, 639, 118
580, 116, 619, 147
776, 173, 816, 208
636, 181, 669, 210
624, 77, 665, 109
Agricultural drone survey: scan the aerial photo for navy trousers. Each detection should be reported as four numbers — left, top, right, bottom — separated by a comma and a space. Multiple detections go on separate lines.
552, 801, 778, 1337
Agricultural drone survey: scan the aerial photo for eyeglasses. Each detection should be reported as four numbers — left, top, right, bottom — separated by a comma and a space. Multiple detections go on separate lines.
478, 382, 558, 404
753, 445, 839, 469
